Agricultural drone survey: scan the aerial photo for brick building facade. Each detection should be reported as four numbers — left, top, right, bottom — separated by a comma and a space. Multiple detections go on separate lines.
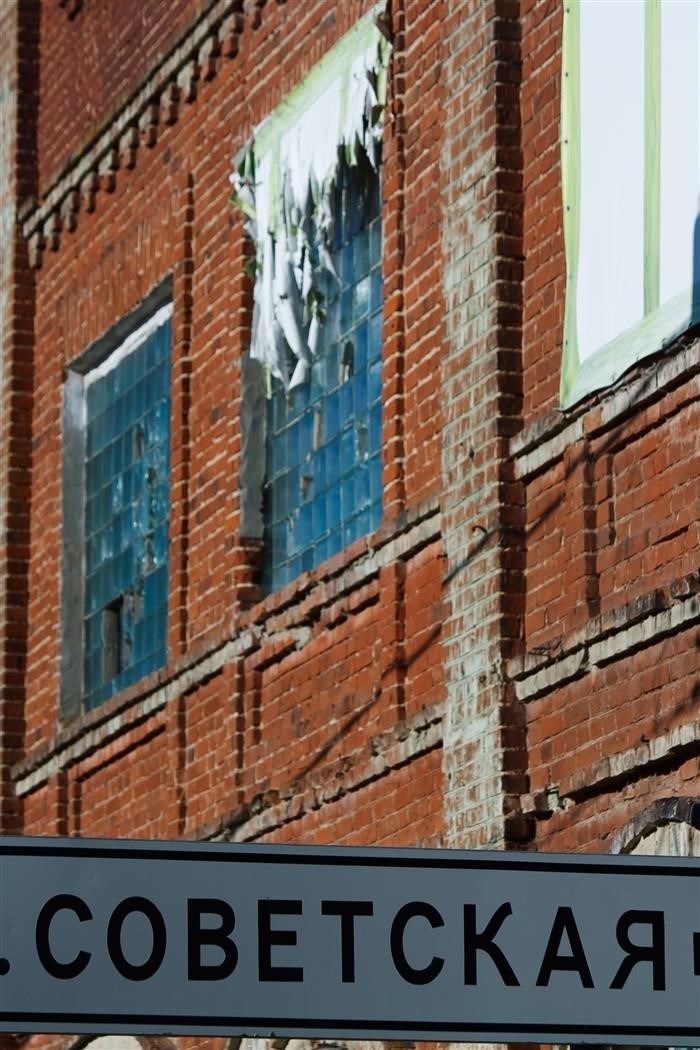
0, 0, 697, 1048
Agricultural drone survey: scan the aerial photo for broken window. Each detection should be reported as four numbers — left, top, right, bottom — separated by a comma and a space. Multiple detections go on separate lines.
263, 150, 383, 590
231, 6, 390, 591
61, 297, 171, 715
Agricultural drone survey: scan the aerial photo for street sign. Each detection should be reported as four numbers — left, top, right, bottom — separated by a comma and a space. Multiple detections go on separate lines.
0, 836, 698, 1043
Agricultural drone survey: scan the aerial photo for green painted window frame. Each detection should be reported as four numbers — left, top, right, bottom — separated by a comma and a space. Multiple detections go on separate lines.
560, 0, 700, 407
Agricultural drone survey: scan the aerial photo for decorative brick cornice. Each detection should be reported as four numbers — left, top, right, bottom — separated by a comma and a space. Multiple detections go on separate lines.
22, 0, 245, 268
508, 570, 700, 702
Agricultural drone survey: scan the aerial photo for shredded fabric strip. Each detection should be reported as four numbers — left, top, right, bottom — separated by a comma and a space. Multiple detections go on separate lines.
231, 5, 391, 389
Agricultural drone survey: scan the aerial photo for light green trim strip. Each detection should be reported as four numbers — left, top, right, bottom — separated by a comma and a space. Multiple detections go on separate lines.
644, 0, 661, 316
560, 0, 581, 405
560, 0, 680, 409
565, 280, 698, 404
253, 6, 388, 164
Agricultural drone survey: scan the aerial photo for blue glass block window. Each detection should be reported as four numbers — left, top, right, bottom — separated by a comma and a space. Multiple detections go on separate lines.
262, 151, 383, 592
82, 307, 171, 710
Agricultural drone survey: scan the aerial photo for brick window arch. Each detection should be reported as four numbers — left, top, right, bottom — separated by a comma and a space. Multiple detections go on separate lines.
612, 796, 700, 856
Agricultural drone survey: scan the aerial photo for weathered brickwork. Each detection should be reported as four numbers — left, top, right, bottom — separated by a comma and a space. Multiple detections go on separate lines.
0, 0, 697, 1048
440, 0, 526, 851
517, 0, 699, 855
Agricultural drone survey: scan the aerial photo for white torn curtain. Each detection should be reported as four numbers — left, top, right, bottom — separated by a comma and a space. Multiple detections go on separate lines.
231, 5, 390, 389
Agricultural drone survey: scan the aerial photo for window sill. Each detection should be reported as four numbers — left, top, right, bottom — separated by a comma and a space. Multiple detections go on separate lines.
512, 337, 700, 481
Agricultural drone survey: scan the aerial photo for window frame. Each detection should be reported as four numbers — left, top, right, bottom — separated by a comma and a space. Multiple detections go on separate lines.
261, 148, 384, 591
60, 279, 172, 720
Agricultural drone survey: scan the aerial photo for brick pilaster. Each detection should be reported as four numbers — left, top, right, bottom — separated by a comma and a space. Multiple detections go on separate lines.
440, 0, 529, 850
0, 0, 39, 833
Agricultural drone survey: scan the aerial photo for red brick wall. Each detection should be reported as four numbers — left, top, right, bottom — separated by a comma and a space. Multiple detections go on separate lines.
2, 1, 698, 1046
37, 0, 203, 194
521, 0, 564, 419
517, 0, 699, 857
0, 0, 38, 835
18, 0, 448, 871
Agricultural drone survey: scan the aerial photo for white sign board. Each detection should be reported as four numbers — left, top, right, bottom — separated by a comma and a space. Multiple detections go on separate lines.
0, 836, 698, 1043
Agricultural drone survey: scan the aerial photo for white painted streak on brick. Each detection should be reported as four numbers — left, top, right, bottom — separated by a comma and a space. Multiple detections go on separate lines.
514, 651, 588, 701
440, 0, 509, 850
588, 594, 698, 665
513, 418, 583, 480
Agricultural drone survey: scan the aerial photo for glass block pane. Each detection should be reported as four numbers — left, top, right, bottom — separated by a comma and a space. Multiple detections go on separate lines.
353, 276, 370, 320
341, 243, 354, 285
262, 150, 382, 592
327, 484, 341, 530
314, 446, 327, 490
356, 506, 371, 539
83, 312, 171, 708
340, 427, 355, 475
355, 465, 370, 510
369, 403, 382, 454
327, 528, 342, 559
369, 311, 382, 362
340, 288, 353, 334
343, 515, 358, 548
369, 220, 381, 267
310, 356, 326, 401
299, 412, 313, 461
299, 502, 313, 550
369, 454, 383, 504
368, 357, 382, 406
353, 227, 369, 277
312, 494, 327, 539
339, 379, 353, 422
354, 322, 368, 374
341, 475, 355, 520
324, 390, 340, 439
325, 342, 340, 391
354, 371, 368, 418
326, 436, 340, 479
371, 270, 383, 313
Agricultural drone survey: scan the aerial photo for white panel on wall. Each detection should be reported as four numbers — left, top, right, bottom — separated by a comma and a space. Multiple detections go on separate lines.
576, 0, 645, 363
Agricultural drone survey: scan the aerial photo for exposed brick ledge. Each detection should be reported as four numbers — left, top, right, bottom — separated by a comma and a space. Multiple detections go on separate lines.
512, 338, 700, 481
508, 571, 700, 702
566, 718, 700, 804
13, 502, 441, 796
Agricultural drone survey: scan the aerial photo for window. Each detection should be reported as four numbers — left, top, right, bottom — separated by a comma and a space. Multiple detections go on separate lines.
231, 6, 391, 591
262, 150, 383, 590
561, 0, 700, 405
61, 297, 171, 715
